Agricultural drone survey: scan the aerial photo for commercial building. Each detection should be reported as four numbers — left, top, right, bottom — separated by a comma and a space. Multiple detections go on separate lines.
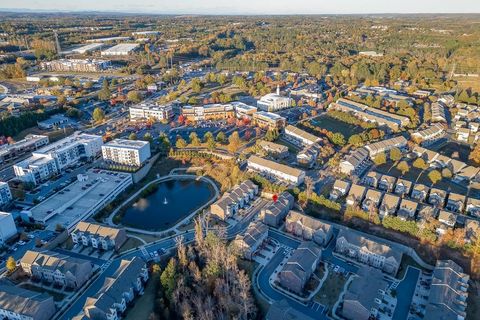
342, 267, 389, 320
25, 169, 132, 231
284, 125, 322, 147
0, 211, 17, 243
257, 87, 292, 112
258, 140, 289, 158
261, 192, 295, 227
233, 221, 268, 260
231, 101, 257, 118
278, 241, 321, 295
247, 155, 305, 186
71, 221, 127, 252
102, 139, 151, 167
252, 111, 286, 130
129, 103, 173, 121
86, 36, 130, 43
0, 284, 56, 320
14, 133, 103, 185
285, 211, 333, 246
0, 134, 49, 164
20, 250, 93, 289
210, 180, 258, 221
0, 182, 12, 207
75, 257, 149, 320
181, 104, 235, 122
364, 136, 408, 158
335, 229, 402, 275
329, 98, 410, 131
424, 260, 469, 320
72, 43, 105, 54
40, 59, 111, 72
101, 43, 140, 56
37, 114, 73, 130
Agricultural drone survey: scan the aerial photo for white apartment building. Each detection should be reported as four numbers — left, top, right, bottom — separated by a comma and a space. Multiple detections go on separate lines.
247, 155, 305, 185
284, 125, 322, 147
129, 103, 173, 121
0, 182, 12, 207
0, 134, 49, 164
0, 211, 17, 243
102, 139, 151, 167
14, 133, 103, 185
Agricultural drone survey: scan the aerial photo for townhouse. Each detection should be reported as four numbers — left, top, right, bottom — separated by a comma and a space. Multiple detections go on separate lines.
346, 184, 367, 207
20, 250, 93, 289
329, 180, 351, 201
335, 229, 402, 275
247, 155, 305, 186
411, 123, 446, 146
71, 221, 127, 252
424, 260, 469, 320
285, 211, 333, 247
431, 102, 447, 123
364, 136, 408, 158
278, 241, 321, 295
339, 147, 370, 175
210, 180, 258, 221
261, 192, 295, 227
258, 140, 289, 158
234, 221, 268, 260
284, 125, 322, 147
0, 284, 56, 320
75, 257, 149, 320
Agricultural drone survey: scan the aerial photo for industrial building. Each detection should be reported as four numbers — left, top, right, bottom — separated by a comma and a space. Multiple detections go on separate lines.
72, 43, 105, 54
101, 43, 140, 56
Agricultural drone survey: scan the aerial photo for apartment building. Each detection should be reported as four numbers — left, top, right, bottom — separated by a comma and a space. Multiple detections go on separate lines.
364, 136, 408, 158
339, 147, 370, 175
0, 182, 12, 208
284, 125, 322, 147
257, 88, 292, 112
261, 192, 295, 227
285, 211, 333, 246
20, 250, 93, 289
40, 59, 111, 72
129, 103, 173, 121
14, 133, 103, 185
210, 180, 258, 221
102, 139, 151, 167
411, 123, 446, 145
231, 101, 257, 118
0, 284, 56, 320
0, 211, 17, 243
424, 260, 469, 320
247, 155, 305, 186
335, 229, 402, 275
258, 140, 289, 158
278, 241, 321, 295
0, 134, 48, 164
71, 221, 127, 251
233, 221, 268, 260
76, 257, 149, 320
182, 104, 235, 122
252, 111, 286, 130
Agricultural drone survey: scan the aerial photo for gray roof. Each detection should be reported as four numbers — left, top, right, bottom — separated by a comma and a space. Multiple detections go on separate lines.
344, 267, 388, 315
21, 250, 90, 277
0, 284, 54, 318
280, 241, 321, 285
266, 300, 315, 320
286, 211, 332, 233
235, 221, 268, 248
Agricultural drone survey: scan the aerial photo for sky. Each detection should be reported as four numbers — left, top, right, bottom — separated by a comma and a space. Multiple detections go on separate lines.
1, 0, 479, 14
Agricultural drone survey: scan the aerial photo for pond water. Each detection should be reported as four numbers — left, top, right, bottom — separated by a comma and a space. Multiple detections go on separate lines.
121, 178, 215, 231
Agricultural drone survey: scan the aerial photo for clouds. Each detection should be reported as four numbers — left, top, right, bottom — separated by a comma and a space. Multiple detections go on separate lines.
2, 0, 480, 14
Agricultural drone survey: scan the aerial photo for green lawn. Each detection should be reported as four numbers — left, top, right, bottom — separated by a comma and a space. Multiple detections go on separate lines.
124, 277, 157, 320
314, 270, 348, 308
396, 254, 428, 280
309, 115, 364, 138
118, 237, 144, 253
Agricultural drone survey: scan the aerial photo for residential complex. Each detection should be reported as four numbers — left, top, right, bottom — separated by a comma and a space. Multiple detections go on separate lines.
233, 221, 268, 260
74, 257, 148, 320
129, 103, 173, 121
261, 192, 295, 227
0, 284, 56, 320
182, 104, 235, 122
210, 179, 259, 220
102, 139, 151, 167
284, 125, 322, 147
258, 140, 289, 158
0, 134, 49, 164
20, 250, 93, 289
247, 155, 305, 185
0, 211, 17, 243
14, 133, 103, 185
71, 221, 127, 251
285, 211, 333, 246
40, 59, 111, 72
0, 182, 12, 207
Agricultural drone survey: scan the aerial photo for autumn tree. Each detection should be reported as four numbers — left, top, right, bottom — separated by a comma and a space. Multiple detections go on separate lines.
92, 107, 105, 123
373, 152, 387, 166
6, 256, 15, 273
189, 132, 201, 146
397, 160, 410, 175
413, 158, 428, 170
216, 131, 226, 143
228, 131, 242, 153
469, 144, 480, 165
176, 137, 187, 149
390, 147, 402, 162
428, 170, 442, 184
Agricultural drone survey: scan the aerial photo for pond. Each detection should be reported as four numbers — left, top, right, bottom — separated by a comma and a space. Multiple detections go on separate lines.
121, 178, 215, 231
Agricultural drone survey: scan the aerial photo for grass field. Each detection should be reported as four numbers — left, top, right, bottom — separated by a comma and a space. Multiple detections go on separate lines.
124, 276, 157, 320
314, 269, 348, 308
309, 115, 364, 138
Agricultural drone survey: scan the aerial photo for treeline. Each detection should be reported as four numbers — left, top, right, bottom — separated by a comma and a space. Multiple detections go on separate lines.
0, 108, 62, 137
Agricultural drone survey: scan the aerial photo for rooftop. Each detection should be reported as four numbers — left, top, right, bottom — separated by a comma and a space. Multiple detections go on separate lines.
104, 139, 149, 150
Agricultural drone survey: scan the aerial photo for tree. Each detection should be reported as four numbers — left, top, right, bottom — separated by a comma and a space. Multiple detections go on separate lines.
206, 137, 216, 151
216, 131, 226, 143
92, 107, 105, 123
428, 170, 442, 184
373, 152, 387, 165
397, 161, 410, 175
6, 256, 15, 273
330, 132, 345, 146
348, 134, 363, 146
265, 128, 279, 142
469, 144, 480, 165
160, 258, 177, 299
128, 132, 138, 140
203, 131, 214, 143
176, 137, 187, 148
189, 132, 201, 146
97, 79, 111, 101
390, 147, 402, 161
227, 131, 242, 153
127, 90, 143, 103
413, 158, 428, 170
